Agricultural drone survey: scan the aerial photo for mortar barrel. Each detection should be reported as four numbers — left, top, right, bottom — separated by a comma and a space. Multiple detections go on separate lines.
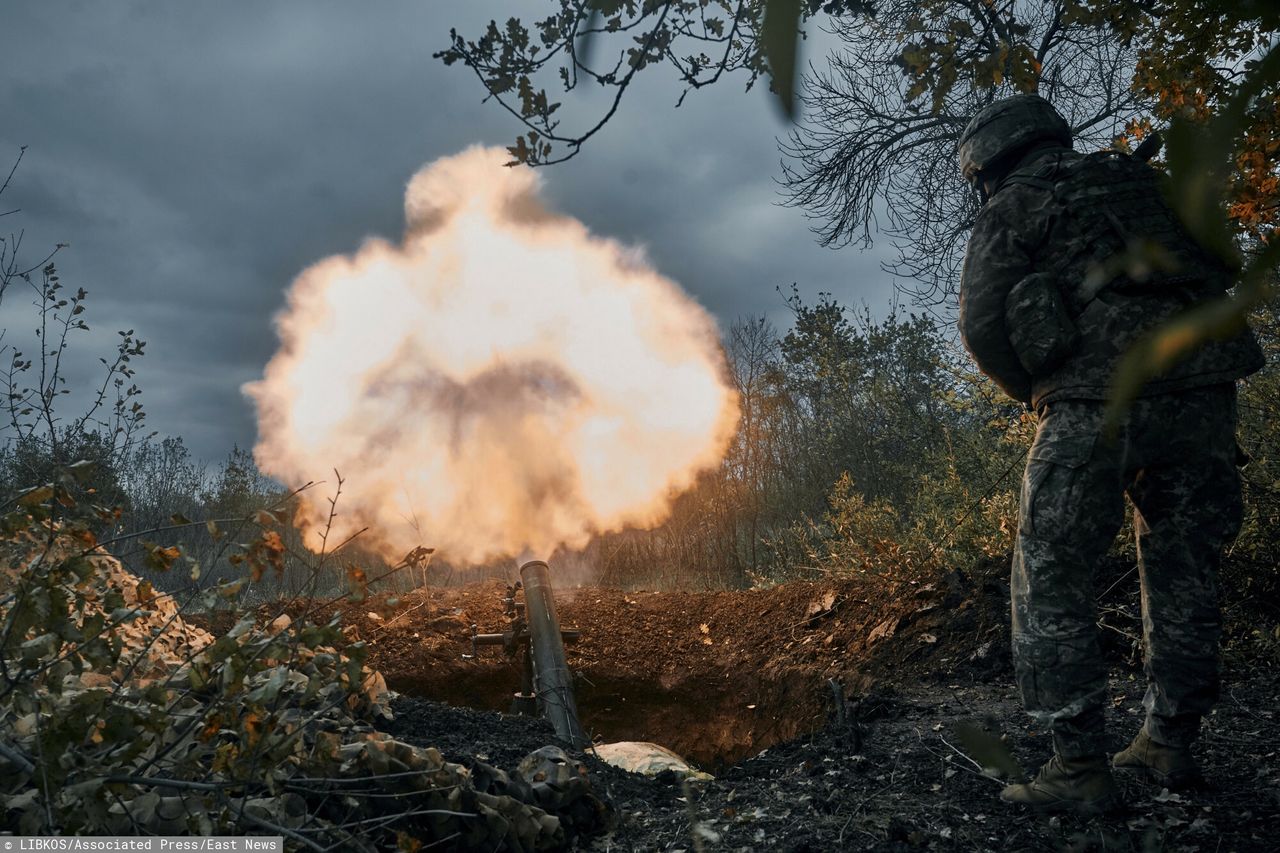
519, 560, 590, 749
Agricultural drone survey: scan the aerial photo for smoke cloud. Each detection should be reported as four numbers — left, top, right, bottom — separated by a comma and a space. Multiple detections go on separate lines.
245, 147, 739, 565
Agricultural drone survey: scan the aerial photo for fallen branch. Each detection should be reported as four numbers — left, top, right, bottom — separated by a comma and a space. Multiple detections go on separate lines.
240, 810, 327, 853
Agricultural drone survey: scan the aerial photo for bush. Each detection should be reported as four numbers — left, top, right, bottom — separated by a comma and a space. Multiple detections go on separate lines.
0, 488, 573, 850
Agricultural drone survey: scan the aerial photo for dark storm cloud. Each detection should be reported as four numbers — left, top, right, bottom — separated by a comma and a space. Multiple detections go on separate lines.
0, 1, 896, 462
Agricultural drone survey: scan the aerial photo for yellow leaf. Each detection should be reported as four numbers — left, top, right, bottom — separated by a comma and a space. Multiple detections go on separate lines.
212, 742, 237, 774
17, 485, 53, 506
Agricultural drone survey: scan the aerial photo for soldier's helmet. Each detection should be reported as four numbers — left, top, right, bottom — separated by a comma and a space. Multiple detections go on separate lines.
957, 94, 1072, 186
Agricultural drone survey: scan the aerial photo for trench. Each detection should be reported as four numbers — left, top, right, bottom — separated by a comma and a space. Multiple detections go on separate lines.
386, 662, 827, 770
347, 579, 929, 770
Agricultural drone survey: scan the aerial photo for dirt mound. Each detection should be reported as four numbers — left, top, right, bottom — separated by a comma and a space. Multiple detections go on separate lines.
1, 533, 213, 684
264, 560, 1010, 767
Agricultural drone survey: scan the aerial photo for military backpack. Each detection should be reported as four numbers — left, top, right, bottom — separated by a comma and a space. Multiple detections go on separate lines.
1000, 149, 1229, 376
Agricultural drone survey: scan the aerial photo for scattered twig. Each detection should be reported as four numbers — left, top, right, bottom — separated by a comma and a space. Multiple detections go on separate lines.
936, 733, 1005, 785
101, 775, 240, 792
1098, 565, 1138, 600
372, 595, 433, 638
239, 809, 327, 853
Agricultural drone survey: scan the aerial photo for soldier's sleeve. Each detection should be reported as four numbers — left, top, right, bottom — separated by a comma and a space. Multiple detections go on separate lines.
958, 195, 1038, 404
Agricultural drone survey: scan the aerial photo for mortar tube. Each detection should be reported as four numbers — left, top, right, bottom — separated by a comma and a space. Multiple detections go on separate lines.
519, 560, 590, 749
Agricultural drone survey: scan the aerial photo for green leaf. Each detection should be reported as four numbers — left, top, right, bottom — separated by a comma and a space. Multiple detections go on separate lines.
762, 0, 804, 119
16, 484, 53, 507
953, 720, 1024, 781
1165, 41, 1280, 262
81, 612, 105, 642
1163, 119, 1238, 267
578, 1, 605, 71
64, 556, 97, 583
300, 624, 327, 649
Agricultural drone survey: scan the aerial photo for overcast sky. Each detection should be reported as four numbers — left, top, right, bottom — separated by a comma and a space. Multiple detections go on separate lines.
0, 1, 897, 462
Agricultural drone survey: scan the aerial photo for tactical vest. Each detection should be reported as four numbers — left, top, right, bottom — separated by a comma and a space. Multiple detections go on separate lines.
999, 150, 1231, 375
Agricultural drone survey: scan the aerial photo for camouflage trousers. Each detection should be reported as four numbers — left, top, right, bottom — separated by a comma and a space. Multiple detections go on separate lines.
1013, 384, 1242, 759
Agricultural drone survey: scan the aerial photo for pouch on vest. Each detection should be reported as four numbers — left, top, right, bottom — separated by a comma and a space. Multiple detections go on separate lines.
1005, 272, 1080, 375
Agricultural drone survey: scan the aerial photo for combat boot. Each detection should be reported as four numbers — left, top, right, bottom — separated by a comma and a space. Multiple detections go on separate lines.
1112, 730, 1205, 791
1000, 754, 1121, 814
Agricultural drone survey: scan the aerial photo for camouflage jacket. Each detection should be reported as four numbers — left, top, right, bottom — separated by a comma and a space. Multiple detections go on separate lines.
958, 148, 1264, 408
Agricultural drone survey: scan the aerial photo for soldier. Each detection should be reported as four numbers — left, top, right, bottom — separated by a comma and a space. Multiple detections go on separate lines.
956, 94, 1264, 813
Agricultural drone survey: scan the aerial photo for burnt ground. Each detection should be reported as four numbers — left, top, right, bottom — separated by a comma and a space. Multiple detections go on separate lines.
386, 672, 1280, 852
241, 559, 1280, 851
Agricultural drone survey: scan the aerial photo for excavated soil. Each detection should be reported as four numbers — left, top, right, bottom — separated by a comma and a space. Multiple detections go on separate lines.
299, 564, 1008, 769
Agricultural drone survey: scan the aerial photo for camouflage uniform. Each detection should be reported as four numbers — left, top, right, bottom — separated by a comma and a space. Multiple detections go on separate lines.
1014, 387, 1242, 756
958, 113, 1263, 758
958, 147, 1262, 410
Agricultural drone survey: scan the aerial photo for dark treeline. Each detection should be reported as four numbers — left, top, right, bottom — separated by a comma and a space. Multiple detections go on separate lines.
4, 273, 1279, 600
599, 291, 1280, 598
592, 291, 1280, 603
594, 291, 1033, 589
0, 434, 288, 589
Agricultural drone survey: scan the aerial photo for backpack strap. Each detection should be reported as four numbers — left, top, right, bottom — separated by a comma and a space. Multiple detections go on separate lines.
999, 172, 1056, 192
996, 153, 1066, 194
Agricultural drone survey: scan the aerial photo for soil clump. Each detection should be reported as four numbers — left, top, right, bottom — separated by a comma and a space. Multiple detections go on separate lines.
291, 561, 1009, 769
